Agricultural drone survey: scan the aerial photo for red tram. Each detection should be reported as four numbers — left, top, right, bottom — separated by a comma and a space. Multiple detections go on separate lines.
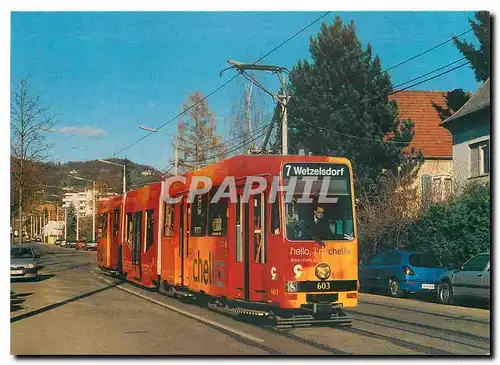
97, 155, 358, 326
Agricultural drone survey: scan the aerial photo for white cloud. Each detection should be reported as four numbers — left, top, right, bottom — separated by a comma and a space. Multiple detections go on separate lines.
59, 127, 107, 137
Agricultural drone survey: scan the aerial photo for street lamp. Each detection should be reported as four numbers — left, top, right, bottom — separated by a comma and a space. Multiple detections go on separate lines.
98, 159, 126, 196
70, 175, 96, 242
139, 125, 195, 175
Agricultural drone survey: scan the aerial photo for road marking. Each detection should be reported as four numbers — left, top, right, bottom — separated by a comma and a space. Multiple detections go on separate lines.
96, 275, 265, 344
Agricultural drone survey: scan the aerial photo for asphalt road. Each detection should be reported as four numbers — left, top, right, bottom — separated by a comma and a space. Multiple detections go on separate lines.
11, 244, 491, 355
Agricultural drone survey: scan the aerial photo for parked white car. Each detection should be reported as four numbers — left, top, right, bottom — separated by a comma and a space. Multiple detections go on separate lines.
437, 253, 490, 304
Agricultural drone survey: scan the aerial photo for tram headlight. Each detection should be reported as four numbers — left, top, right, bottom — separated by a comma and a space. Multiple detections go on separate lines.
285, 281, 298, 293
315, 263, 331, 280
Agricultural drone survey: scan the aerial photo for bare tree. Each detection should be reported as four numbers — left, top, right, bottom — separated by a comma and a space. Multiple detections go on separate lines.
228, 78, 268, 155
357, 169, 422, 258
11, 78, 53, 243
176, 91, 226, 172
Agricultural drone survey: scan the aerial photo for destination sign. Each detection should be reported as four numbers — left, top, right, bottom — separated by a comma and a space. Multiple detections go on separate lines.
282, 163, 349, 178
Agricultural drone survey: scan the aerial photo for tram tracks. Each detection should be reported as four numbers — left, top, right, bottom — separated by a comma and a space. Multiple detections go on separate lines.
350, 310, 490, 343
338, 326, 455, 355
90, 269, 488, 355
351, 315, 490, 352
359, 300, 490, 325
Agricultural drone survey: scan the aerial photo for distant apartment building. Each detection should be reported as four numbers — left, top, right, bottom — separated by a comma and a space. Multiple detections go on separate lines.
62, 190, 94, 217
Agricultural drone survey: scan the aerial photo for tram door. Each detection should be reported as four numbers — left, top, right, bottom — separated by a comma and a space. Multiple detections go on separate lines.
233, 192, 266, 301
106, 211, 113, 267
232, 192, 249, 300
179, 198, 186, 287
132, 211, 143, 280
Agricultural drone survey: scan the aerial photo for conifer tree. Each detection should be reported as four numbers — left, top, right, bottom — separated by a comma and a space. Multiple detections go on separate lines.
454, 11, 490, 82
286, 16, 422, 194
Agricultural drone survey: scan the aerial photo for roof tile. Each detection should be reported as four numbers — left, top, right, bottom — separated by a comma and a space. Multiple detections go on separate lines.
389, 90, 452, 158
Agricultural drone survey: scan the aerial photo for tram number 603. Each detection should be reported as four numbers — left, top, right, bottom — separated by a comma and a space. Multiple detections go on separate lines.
317, 282, 331, 290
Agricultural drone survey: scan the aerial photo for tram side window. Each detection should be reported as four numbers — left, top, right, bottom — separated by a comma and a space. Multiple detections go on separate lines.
163, 202, 174, 237
102, 213, 108, 238
126, 213, 133, 248
145, 209, 155, 251
270, 197, 280, 235
191, 194, 208, 237
98, 213, 107, 238
254, 193, 266, 264
132, 211, 143, 264
113, 209, 119, 236
209, 194, 228, 237
236, 197, 243, 263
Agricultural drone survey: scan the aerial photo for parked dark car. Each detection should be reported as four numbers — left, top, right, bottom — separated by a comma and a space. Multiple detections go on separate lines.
66, 240, 77, 248
359, 250, 448, 297
11, 245, 40, 280
437, 253, 490, 304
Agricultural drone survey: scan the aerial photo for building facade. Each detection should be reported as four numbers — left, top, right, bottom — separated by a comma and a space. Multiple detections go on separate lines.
62, 190, 94, 217
441, 78, 490, 187
390, 90, 454, 205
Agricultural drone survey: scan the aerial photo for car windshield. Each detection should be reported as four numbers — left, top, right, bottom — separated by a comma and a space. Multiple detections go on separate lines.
409, 254, 443, 268
11, 247, 34, 259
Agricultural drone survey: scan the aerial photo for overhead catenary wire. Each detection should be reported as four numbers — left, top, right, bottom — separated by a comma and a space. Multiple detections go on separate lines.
252, 11, 332, 64
178, 122, 272, 165
107, 12, 333, 160
160, 122, 272, 173
105, 21, 474, 168
179, 125, 272, 175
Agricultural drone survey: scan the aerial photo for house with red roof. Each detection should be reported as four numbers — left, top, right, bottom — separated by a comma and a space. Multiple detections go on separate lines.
389, 90, 454, 203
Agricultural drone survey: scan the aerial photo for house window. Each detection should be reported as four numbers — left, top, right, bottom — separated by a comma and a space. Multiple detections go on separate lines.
470, 140, 490, 178
432, 176, 453, 202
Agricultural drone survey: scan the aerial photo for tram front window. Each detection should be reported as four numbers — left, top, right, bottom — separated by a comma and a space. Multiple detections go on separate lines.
283, 174, 354, 242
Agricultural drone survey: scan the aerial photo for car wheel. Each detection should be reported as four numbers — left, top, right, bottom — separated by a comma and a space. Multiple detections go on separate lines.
438, 281, 454, 304
388, 279, 403, 298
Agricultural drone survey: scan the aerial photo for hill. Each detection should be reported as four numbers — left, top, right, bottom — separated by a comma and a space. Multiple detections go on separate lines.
40, 158, 164, 196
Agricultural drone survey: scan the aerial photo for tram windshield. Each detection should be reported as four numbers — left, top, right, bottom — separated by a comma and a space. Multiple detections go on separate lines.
282, 163, 354, 242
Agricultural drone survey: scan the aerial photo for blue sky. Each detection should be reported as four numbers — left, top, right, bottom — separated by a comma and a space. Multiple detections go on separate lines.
11, 11, 481, 170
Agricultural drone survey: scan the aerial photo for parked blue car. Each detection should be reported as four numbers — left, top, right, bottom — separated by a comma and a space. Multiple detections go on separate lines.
359, 250, 448, 297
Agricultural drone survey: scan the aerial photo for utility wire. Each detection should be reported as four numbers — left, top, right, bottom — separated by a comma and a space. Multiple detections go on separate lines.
392, 57, 466, 89
383, 28, 473, 72
110, 74, 239, 158
253, 11, 332, 64
177, 122, 272, 165
291, 60, 472, 145
390, 61, 471, 95
180, 126, 272, 175
108, 12, 333, 159
160, 122, 272, 173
